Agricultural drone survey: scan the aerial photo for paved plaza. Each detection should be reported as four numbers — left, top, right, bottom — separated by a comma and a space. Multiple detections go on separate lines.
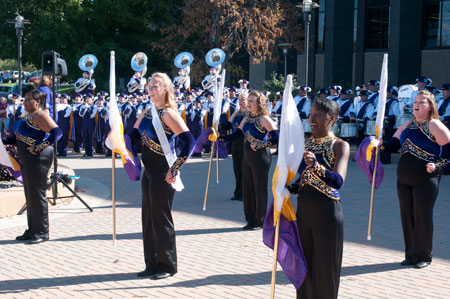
1, 150, 449, 298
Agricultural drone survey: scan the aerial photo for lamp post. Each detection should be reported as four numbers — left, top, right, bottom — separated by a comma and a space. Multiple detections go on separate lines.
279, 42, 292, 79
7, 14, 30, 97
297, 0, 319, 87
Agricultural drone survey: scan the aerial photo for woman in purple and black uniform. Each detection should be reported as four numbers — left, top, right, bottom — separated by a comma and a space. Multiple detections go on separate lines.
289, 98, 350, 299
132, 72, 195, 280
3, 90, 62, 244
219, 92, 248, 201
381, 90, 450, 269
221, 91, 278, 230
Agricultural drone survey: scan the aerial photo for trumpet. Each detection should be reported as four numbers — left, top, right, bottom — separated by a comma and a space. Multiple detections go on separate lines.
75, 54, 98, 93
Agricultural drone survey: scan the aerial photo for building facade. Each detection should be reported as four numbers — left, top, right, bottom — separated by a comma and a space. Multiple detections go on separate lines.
249, 0, 450, 90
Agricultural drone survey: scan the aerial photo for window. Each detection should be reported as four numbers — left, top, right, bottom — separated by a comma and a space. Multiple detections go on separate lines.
316, 0, 326, 52
423, 0, 450, 47
365, 0, 390, 49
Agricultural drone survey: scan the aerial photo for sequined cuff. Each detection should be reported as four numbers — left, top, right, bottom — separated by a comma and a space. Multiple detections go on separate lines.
254, 130, 279, 150
253, 140, 272, 150
311, 161, 326, 177
33, 141, 51, 153
170, 156, 188, 177
435, 159, 448, 169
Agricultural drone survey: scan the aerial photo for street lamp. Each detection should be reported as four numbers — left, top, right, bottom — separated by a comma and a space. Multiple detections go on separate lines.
297, 0, 320, 87
7, 14, 30, 97
279, 42, 292, 79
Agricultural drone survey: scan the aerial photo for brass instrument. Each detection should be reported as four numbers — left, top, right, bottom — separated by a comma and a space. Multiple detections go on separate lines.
75, 54, 98, 93
128, 52, 148, 93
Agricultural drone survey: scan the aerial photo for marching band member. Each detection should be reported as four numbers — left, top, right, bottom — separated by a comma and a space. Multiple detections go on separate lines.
438, 84, 450, 129
184, 92, 195, 130
237, 79, 249, 95
202, 66, 221, 94
264, 91, 273, 113
327, 85, 341, 101
318, 88, 331, 100
220, 91, 278, 230
94, 97, 106, 154
219, 92, 248, 200
190, 97, 206, 141
336, 89, 353, 123
123, 94, 137, 136
410, 76, 432, 109
98, 98, 111, 156
367, 80, 380, 107
127, 71, 147, 94
271, 91, 283, 116
380, 90, 450, 269
173, 67, 191, 91
80, 93, 97, 157
228, 86, 239, 116
7, 90, 62, 244
74, 70, 96, 96
294, 86, 311, 120
56, 94, 72, 156
350, 90, 374, 144
289, 97, 350, 299
7, 94, 25, 134
72, 93, 84, 153
132, 72, 195, 280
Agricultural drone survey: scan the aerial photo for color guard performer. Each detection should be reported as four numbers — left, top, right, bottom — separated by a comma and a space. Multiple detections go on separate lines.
380, 90, 450, 269
289, 97, 350, 299
6, 90, 62, 244
221, 91, 278, 230
132, 72, 195, 280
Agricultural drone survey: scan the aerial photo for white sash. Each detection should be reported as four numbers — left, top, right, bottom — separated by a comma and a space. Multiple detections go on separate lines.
151, 105, 184, 191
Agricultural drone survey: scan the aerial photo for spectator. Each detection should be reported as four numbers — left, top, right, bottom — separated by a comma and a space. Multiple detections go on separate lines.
0, 97, 8, 133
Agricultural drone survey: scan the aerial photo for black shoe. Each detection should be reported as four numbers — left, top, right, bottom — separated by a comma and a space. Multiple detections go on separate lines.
400, 259, 414, 266
242, 223, 253, 230
230, 196, 240, 201
26, 236, 49, 245
137, 267, 156, 277
16, 230, 32, 241
150, 272, 174, 280
415, 261, 430, 269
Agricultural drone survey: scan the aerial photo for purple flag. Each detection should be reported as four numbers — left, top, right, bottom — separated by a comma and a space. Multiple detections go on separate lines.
355, 136, 384, 188
263, 200, 308, 289
193, 127, 228, 158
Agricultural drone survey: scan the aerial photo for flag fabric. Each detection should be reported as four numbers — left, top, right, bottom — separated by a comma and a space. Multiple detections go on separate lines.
356, 53, 388, 187
212, 69, 226, 132
105, 51, 141, 181
262, 75, 307, 289
0, 139, 22, 183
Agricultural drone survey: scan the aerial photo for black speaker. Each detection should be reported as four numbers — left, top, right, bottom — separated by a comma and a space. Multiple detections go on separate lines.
42, 51, 68, 76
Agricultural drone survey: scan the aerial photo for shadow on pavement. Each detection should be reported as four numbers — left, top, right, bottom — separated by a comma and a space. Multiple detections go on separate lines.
341, 262, 402, 277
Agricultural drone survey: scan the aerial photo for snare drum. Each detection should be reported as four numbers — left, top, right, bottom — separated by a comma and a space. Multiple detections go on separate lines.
339, 123, 358, 138
365, 120, 376, 136
394, 114, 413, 128
301, 119, 311, 133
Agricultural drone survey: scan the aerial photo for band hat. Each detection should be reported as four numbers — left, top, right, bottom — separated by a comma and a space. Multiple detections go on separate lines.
84, 93, 93, 98
194, 97, 202, 103
368, 80, 380, 86
441, 83, 450, 90
56, 93, 61, 98
359, 90, 369, 96
317, 88, 330, 95
230, 86, 238, 92
61, 93, 69, 99
210, 66, 218, 70
329, 84, 341, 91
238, 79, 249, 84
425, 86, 440, 94
340, 89, 352, 95
416, 76, 432, 85
298, 85, 311, 92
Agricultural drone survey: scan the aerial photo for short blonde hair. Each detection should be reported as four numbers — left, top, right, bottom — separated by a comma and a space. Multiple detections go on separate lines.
148, 72, 177, 110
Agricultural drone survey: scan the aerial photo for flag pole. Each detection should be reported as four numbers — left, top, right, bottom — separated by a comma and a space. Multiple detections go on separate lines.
203, 141, 215, 210
112, 150, 117, 245
367, 146, 379, 241
216, 141, 219, 184
270, 218, 281, 299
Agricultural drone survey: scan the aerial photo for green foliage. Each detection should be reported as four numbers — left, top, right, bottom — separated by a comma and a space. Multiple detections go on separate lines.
263, 72, 298, 102
0, 59, 38, 72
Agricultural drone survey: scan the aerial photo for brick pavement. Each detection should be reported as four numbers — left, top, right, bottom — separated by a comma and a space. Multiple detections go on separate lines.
0, 151, 449, 298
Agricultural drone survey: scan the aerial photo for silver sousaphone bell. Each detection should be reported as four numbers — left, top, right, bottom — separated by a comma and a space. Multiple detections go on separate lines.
131, 52, 148, 77
205, 48, 225, 70
78, 54, 98, 72
174, 52, 193, 70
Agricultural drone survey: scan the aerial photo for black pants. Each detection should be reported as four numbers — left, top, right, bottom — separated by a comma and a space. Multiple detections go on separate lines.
242, 142, 271, 226
17, 142, 53, 238
231, 136, 244, 199
141, 146, 177, 274
397, 153, 440, 263
296, 185, 344, 299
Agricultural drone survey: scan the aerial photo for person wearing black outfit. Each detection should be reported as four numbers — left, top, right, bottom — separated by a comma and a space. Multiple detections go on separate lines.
133, 72, 195, 280
219, 92, 248, 201
381, 90, 450, 269
221, 90, 278, 230
4, 90, 62, 244
288, 98, 350, 299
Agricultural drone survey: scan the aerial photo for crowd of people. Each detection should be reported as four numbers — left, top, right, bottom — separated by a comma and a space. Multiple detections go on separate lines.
2, 66, 450, 299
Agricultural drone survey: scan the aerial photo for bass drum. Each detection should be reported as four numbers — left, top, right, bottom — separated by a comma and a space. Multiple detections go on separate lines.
365, 120, 377, 136
397, 84, 417, 112
339, 123, 358, 138
302, 119, 311, 133
395, 113, 413, 129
